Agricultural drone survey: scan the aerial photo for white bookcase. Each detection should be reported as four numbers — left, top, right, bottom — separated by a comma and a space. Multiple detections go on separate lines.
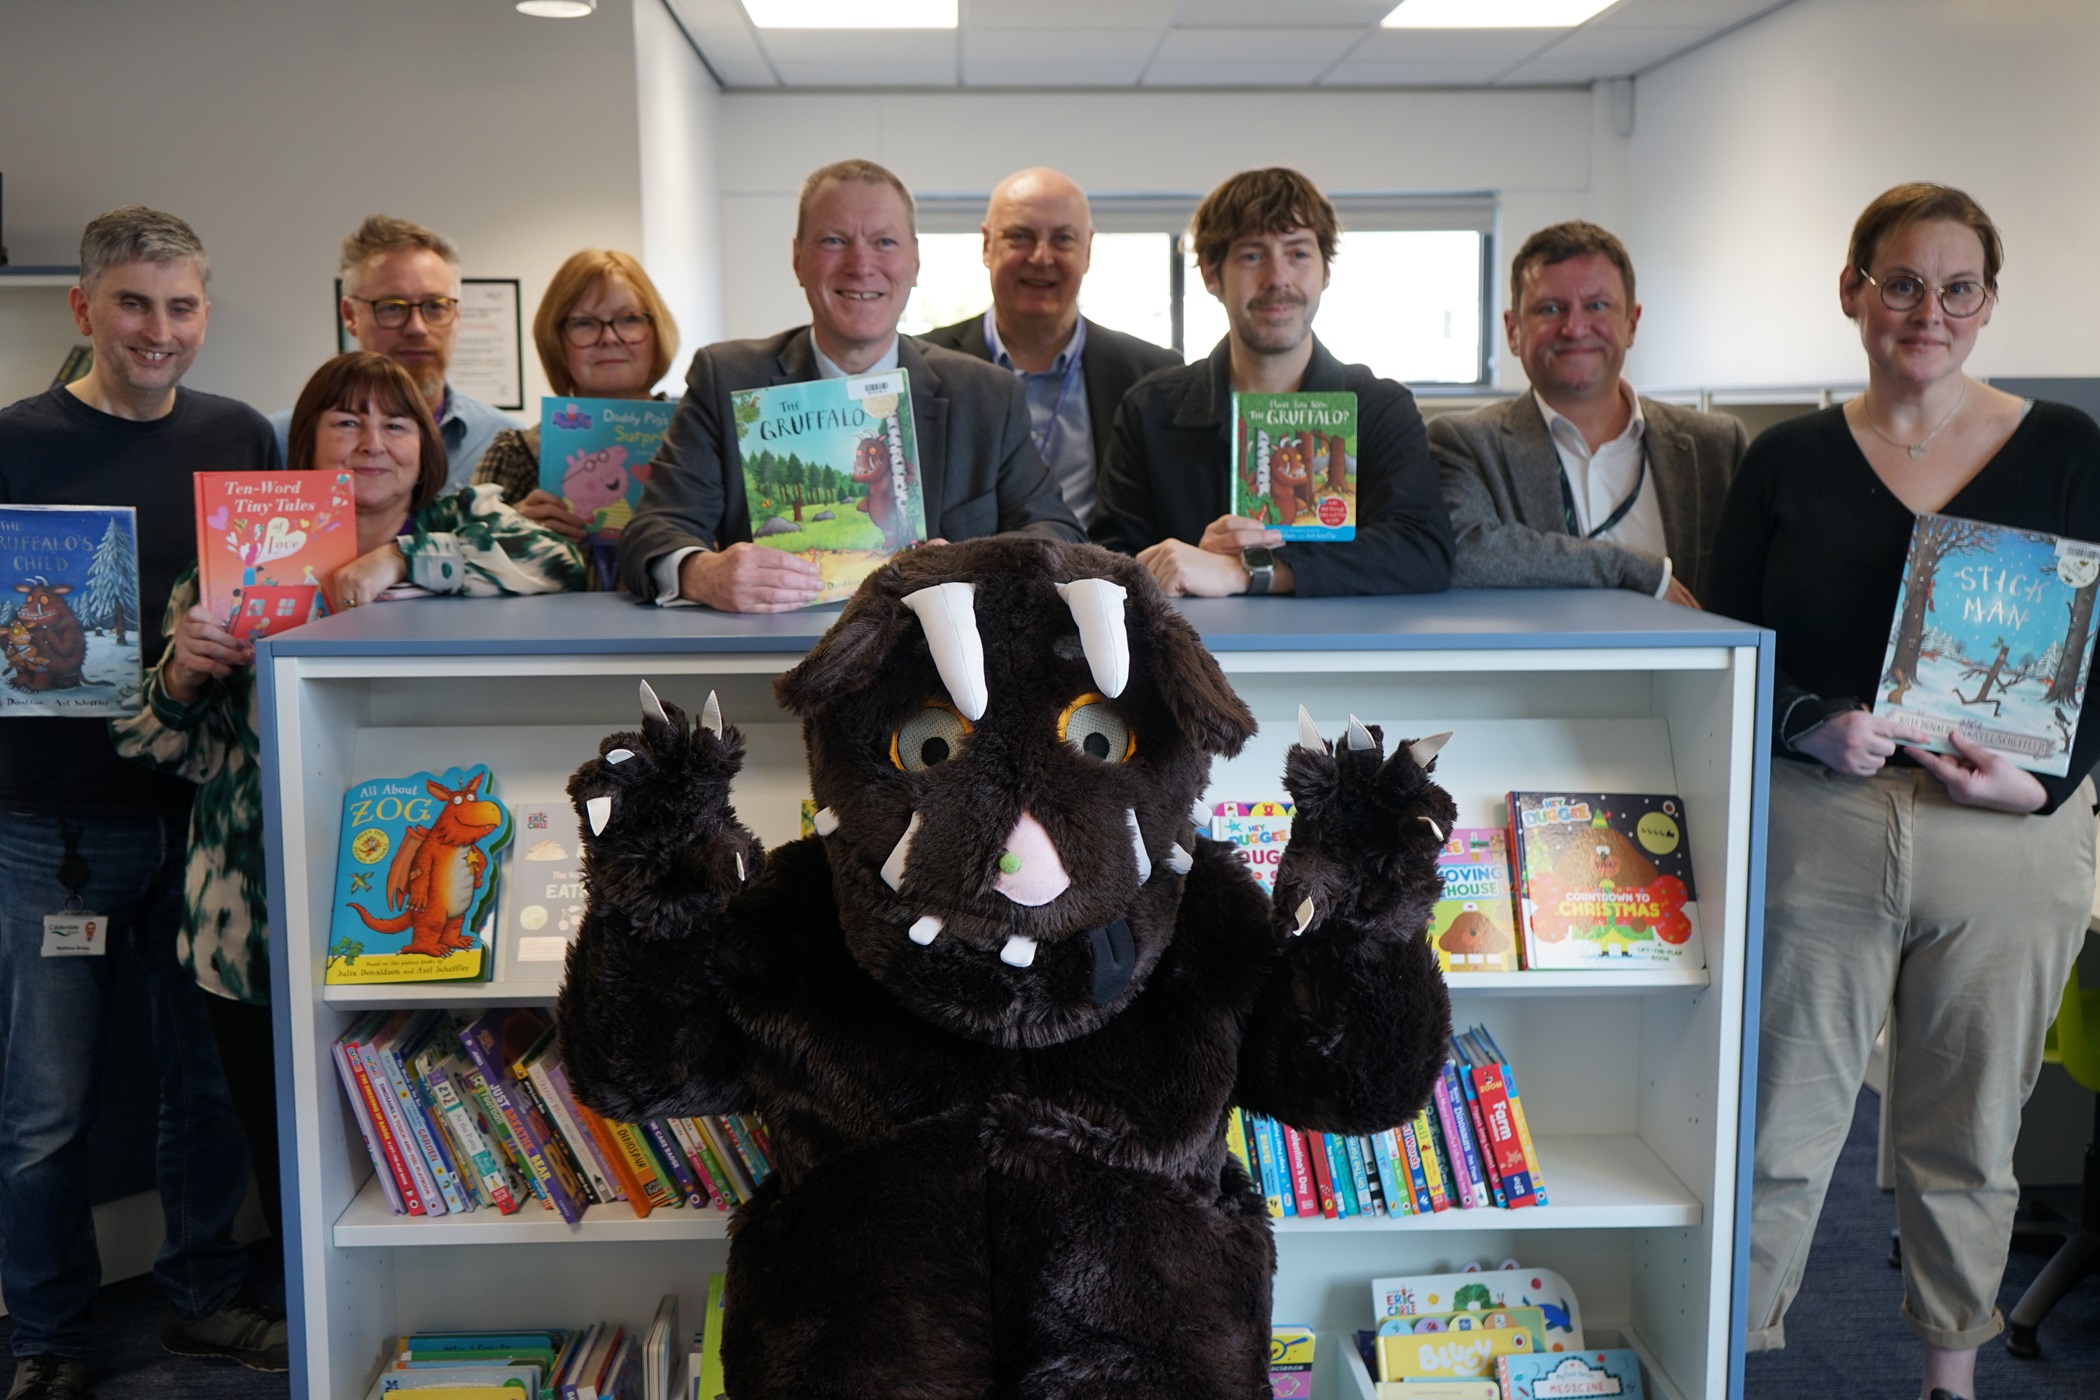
257, 589, 1771, 1400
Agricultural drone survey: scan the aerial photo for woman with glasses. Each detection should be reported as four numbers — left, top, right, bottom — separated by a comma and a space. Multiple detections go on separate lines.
1709, 184, 2100, 1400
473, 249, 680, 587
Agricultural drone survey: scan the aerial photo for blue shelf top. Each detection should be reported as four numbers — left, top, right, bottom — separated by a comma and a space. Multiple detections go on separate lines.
254, 588, 1769, 661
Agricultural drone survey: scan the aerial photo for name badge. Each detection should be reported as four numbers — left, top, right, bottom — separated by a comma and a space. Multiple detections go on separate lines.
43, 912, 107, 957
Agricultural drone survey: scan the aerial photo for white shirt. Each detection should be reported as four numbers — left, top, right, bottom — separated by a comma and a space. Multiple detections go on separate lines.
1534, 382, 1673, 598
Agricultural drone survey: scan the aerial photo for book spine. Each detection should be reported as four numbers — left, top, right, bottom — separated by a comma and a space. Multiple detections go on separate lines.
1441, 1062, 1494, 1210
1372, 1129, 1410, 1217
359, 1031, 445, 1215
332, 1034, 411, 1214
1305, 1131, 1339, 1219
457, 1023, 586, 1224
1413, 1110, 1451, 1213
410, 1045, 485, 1209
1262, 1117, 1297, 1218
385, 1020, 471, 1214
745, 1116, 776, 1170
424, 1054, 519, 1215
697, 1118, 754, 1201
641, 1119, 708, 1210
509, 1061, 600, 1206
464, 1066, 543, 1206
1499, 1060, 1549, 1207
574, 1100, 650, 1218
1470, 1063, 1537, 1208
1280, 1124, 1319, 1218
717, 1114, 771, 1187
1398, 1120, 1432, 1214
608, 1119, 674, 1210
1224, 1108, 1253, 1184
1455, 1057, 1508, 1209
684, 1118, 744, 1207
536, 1058, 623, 1203
1342, 1134, 1379, 1217
1324, 1133, 1358, 1217
1247, 1114, 1285, 1218
1429, 1069, 1479, 1209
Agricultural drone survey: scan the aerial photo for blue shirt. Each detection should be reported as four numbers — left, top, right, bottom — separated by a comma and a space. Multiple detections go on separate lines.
268, 382, 518, 493
983, 311, 1095, 525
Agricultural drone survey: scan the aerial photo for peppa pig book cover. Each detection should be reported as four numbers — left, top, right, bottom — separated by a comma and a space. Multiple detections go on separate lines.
193, 471, 355, 641
537, 397, 674, 591
0, 504, 142, 717
1507, 792, 1704, 970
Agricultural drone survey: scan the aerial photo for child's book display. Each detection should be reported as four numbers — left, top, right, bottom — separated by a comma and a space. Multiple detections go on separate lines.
1210, 800, 1293, 894
1498, 1349, 1646, 1400
193, 470, 355, 640
1875, 512, 2100, 776
0, 504, 141, 715
497, 800, 588, 981
730, 372, 927, 604
1508, 792, 1703, 970
1374, 1306, 1545, 1383
327, 766, 512, 984
538, 397, 673, 591
1230, 391, 1358, 539
1372, 1264, 1585, 1355
1429, 828, 1521, 973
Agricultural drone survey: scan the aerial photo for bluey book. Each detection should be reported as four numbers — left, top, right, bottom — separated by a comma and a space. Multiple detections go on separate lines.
1875, 512, 2100, 776
498, 800, 587, 981
1230, 391, 1357, 540
1375, 1308, 1543, 1383
538, 397, 673, 591
0, 505, 141, 716
1429, 827, 1520, 973
1497, 1348, 1645, 1400
1209, 800, 1293, 894
327, 766, 511, 984
1269, 1325, 1314, 1398
1509, 793, 1704, 970
731, 371, 926, 604
1371, 1267, 1584, 1353
1375, 1305, 1548, 1351
193, 470, 355, 639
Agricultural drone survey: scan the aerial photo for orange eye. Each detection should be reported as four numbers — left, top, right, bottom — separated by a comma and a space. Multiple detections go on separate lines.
1057, 693, 1135, 764
891, 702, 974, 772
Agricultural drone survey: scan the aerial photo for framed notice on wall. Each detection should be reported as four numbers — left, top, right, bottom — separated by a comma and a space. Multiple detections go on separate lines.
332, 276, 525, 411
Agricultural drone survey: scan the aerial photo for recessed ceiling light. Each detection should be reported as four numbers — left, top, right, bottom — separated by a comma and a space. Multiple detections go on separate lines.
740, 0, 957, 28
517, 0, 596, 15
1382, 0, 1616, 27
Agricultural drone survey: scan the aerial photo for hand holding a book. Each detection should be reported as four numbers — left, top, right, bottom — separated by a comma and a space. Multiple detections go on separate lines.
162, 603, 252, 704
335, 541, 411, 608
678, 544, 823, 613
516, 489, 593, 542
1792, 708, 1927, 777
1905, 728, 2049, 813
1137, 517, 1295, 597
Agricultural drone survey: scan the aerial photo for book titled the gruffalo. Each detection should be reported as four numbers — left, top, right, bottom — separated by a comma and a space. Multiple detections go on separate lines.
1876, 512, 2100, 776
1229, 391, 1357, 540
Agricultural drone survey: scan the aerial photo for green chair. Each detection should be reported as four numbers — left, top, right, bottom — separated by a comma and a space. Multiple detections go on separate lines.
2005, 962, 2100, 1357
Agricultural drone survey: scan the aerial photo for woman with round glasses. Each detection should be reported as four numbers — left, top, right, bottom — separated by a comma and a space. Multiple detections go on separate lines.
473, 249, 680, 587
1709, 184, 2100, 1400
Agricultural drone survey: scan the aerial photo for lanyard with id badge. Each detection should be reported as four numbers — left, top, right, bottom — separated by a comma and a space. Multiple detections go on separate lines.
43, 821, 104, 957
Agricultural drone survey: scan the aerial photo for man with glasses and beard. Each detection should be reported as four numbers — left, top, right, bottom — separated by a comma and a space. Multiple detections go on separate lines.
271, 214, 516, 490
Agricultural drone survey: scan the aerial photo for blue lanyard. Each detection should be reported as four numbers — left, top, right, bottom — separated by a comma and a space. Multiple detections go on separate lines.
985, 309, 1086, 462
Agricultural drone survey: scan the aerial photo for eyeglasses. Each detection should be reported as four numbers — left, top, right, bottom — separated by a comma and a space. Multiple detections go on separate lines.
1855, 268, 1990, 319
349, 295, 460, 329
561, 312, 654, 348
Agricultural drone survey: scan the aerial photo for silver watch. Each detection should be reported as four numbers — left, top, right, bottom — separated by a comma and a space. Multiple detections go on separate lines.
1241, 545, 1274, 597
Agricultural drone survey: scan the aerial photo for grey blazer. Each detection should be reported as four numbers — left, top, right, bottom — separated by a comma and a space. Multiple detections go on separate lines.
1430, 392, 1749, 599
617, 327, 1084, 598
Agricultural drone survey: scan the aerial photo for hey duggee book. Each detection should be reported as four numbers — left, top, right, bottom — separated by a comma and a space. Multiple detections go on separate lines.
1509, 793, 1703, 970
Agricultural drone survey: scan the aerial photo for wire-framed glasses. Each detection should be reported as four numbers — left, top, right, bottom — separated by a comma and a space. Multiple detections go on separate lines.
348, 295, 460, 329
1856, 268, 1990, 318
561, 312, 654, 347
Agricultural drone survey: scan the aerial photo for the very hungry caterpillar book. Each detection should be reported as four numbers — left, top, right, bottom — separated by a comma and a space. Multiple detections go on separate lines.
1230, 391, 1357, 540
193, 471, 354, 640
1509, 792, 1704, 970
0, 504, 141, 717
327, 765, 511, 984
537, 397, 673, 591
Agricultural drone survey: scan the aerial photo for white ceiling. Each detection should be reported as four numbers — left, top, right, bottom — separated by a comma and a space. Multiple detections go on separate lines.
661, 0, 1795, 90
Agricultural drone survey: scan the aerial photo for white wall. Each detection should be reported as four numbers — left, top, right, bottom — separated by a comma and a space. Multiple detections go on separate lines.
634, 0, 725, 372
1624, 0, 2100, 390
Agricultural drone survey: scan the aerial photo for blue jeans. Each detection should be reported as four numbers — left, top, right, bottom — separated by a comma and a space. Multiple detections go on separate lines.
0, 813, 251, 1359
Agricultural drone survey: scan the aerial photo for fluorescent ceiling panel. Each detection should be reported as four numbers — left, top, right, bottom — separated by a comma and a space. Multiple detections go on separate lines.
742, 0, 956, 27
1383, 0, 1617, 27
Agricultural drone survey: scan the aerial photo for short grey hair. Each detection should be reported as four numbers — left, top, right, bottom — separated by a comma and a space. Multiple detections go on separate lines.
78, 206, 210, 294
339, 214, 461, 297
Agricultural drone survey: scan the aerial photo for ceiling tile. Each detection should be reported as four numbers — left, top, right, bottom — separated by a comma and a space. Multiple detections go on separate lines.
1153, 26, 1365, 65
961, 0, 1181, 29
1175, 0, 1394, 25
1319, 59, 1512, 84
662, 0, 780, 84
1593, 0, 1790, 29
963, 29, 1155, 85
756, 27, 958, 85
1344, 27, 1559, 62
1497, 24, 1707, 80
1141, 62, 1337, 86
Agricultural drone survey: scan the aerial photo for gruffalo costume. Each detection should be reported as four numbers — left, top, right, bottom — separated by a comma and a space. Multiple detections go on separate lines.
559, 537, 1454, 1399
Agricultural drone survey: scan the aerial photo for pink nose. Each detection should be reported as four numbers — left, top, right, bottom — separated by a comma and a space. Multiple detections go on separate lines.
992, 810, 1071, 907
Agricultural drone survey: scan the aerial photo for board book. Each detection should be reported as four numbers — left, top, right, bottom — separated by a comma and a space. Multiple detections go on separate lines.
193, 470, 354, 640
497, 800, 588, 981
1497, 1348, 1646, 1399
1372, 1266, 1583, 1354
1375, 1311, 1543, 1383
1210, 800, 1293, 894
1874, 511, 2100, 776
1429, 827, 1520, 972
1230, 391, 1357, 540
1374, 1383, 1498, 1400
1268, 1325, 1314, 1398
327, 766, 511, 984
0, 504, 141, 716
1509, 792, 1703, 970
538, 397, 673, 591
731, 371, 926, 605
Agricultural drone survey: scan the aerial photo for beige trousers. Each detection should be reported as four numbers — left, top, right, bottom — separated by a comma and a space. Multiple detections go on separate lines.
1745, 759, 2095, 1351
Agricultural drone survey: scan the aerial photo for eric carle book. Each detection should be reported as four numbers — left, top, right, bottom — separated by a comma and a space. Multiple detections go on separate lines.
1429, 828, 1521, 973
1230, 391, 1357, 540
327, 765, 512, 985
194, 471, 355, 640
1875, 512, 2100, 776
0, 505, 141, 717
538, 397, 673, 591
1372, 1266, 1585, 1355
1509, 792, 1704, 971
731, 371, 927, 605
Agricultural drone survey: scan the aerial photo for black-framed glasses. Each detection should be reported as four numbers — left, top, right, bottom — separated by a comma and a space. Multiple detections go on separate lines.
348, 295, 460, 329
1856, 268, 1990, 318
561, 312, 654, 348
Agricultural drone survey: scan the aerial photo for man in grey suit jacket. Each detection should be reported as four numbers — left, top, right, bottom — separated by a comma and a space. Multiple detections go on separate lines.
1433, 221, 1747, 604
620, 159, 1082, 610
919, 167, 1180, 526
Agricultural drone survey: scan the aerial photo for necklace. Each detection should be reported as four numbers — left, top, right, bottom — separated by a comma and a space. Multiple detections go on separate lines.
1862, 381, 1968, 460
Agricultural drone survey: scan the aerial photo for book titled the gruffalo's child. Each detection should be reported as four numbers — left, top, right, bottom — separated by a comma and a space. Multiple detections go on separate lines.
1875, 512, 2100, 776
194, 471, 355, 640
732, 372, 926, 605
1509, 793, 1704, 970
1230, 391, 1357, 540
327, 765, 512, 985
0, 505, 141, 717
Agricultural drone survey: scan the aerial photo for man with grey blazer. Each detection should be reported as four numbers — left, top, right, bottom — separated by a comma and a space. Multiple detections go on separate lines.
619, 159, 1082, 610
1433, 221, 1747, 604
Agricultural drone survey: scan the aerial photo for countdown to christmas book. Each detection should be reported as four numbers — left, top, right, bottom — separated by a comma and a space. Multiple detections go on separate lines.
194, 470, 355, 640
0, 504, 141, 716
731, 371, 926, 605
1428, 828, 1521, 973
1874, 512, 2100, 776
537, 397, 673, 591
1229, 391, 1357, 540
327, 765, 512, 984
1508, 792, 1704, 970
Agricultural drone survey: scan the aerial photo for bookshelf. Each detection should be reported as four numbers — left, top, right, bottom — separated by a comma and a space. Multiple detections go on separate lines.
257, 588, 1771, 1400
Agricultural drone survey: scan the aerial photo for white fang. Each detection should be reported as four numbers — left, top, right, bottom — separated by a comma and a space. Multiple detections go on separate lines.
1345, 714, 1376, 751
1166, 842, 1193, 875
999, 935, 1038, 968
813, 806, 840, 836
1054, 578, 1130, 698
605, 748, 634, 765
908, 914, 942, 946
1408, 731, 1453, 767
1419, 815, 1445, 842
1126, 808, 1152, 884
585, 796, 612, 835
1297, 705, 1325, 752
700, 691, 722, 736
1291, 898, 1316, 937
640, 679, 671, 727
881, 812, 923, 891
901, 582, 988, 721
734, 850, 745, 882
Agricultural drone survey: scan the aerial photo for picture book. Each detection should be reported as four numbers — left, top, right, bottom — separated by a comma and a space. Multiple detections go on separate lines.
457, 1008, 588, 1224
1429, 827, 1520, 972
327, 766, 511, 984
1509, 793, 1704, 970
731, 372, 927, 605
1268, 1325, 1314, 1399
1375, 1310, 1542, 1383
1373, 1382, 1498, 1400
0, 504, 141, 716
1376, 1306, 1548, 1352
1874, 512, 2100, 776
497, 800, 587, 981
693, 1274, 726, 1400
1371, 1267, 1584, 1353
538, 397, 673, 591
1210, 800, 1293, 894
1230, 391, 1357, 540
1497, 1349, 1646, 1400
193, 471, 355, 640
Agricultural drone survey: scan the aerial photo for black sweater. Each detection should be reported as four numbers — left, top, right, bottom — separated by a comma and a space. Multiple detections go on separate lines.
1706, 400, 2100, 814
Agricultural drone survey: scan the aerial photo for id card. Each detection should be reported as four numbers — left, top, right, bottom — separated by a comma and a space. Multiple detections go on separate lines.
43, 912, 107, 957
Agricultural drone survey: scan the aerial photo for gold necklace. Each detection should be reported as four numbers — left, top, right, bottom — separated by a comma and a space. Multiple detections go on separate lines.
1862, 381, 1968, 460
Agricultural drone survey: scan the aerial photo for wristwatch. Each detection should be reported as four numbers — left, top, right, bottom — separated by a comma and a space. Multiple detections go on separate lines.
1241, 545, 1275, 597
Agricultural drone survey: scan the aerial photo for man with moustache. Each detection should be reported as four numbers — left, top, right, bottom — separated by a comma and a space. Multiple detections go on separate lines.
1092, 167, 1452, 597
271, 214, 515, 490
620, 159, 1082, 612
919, 167, 1179, 526
1432, 221, 1746, 605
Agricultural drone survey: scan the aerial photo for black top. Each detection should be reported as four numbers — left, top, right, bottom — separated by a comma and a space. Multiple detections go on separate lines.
1090, 337, 1455, 597
0, 384, 280, 817
1706, 400, 2100, 814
